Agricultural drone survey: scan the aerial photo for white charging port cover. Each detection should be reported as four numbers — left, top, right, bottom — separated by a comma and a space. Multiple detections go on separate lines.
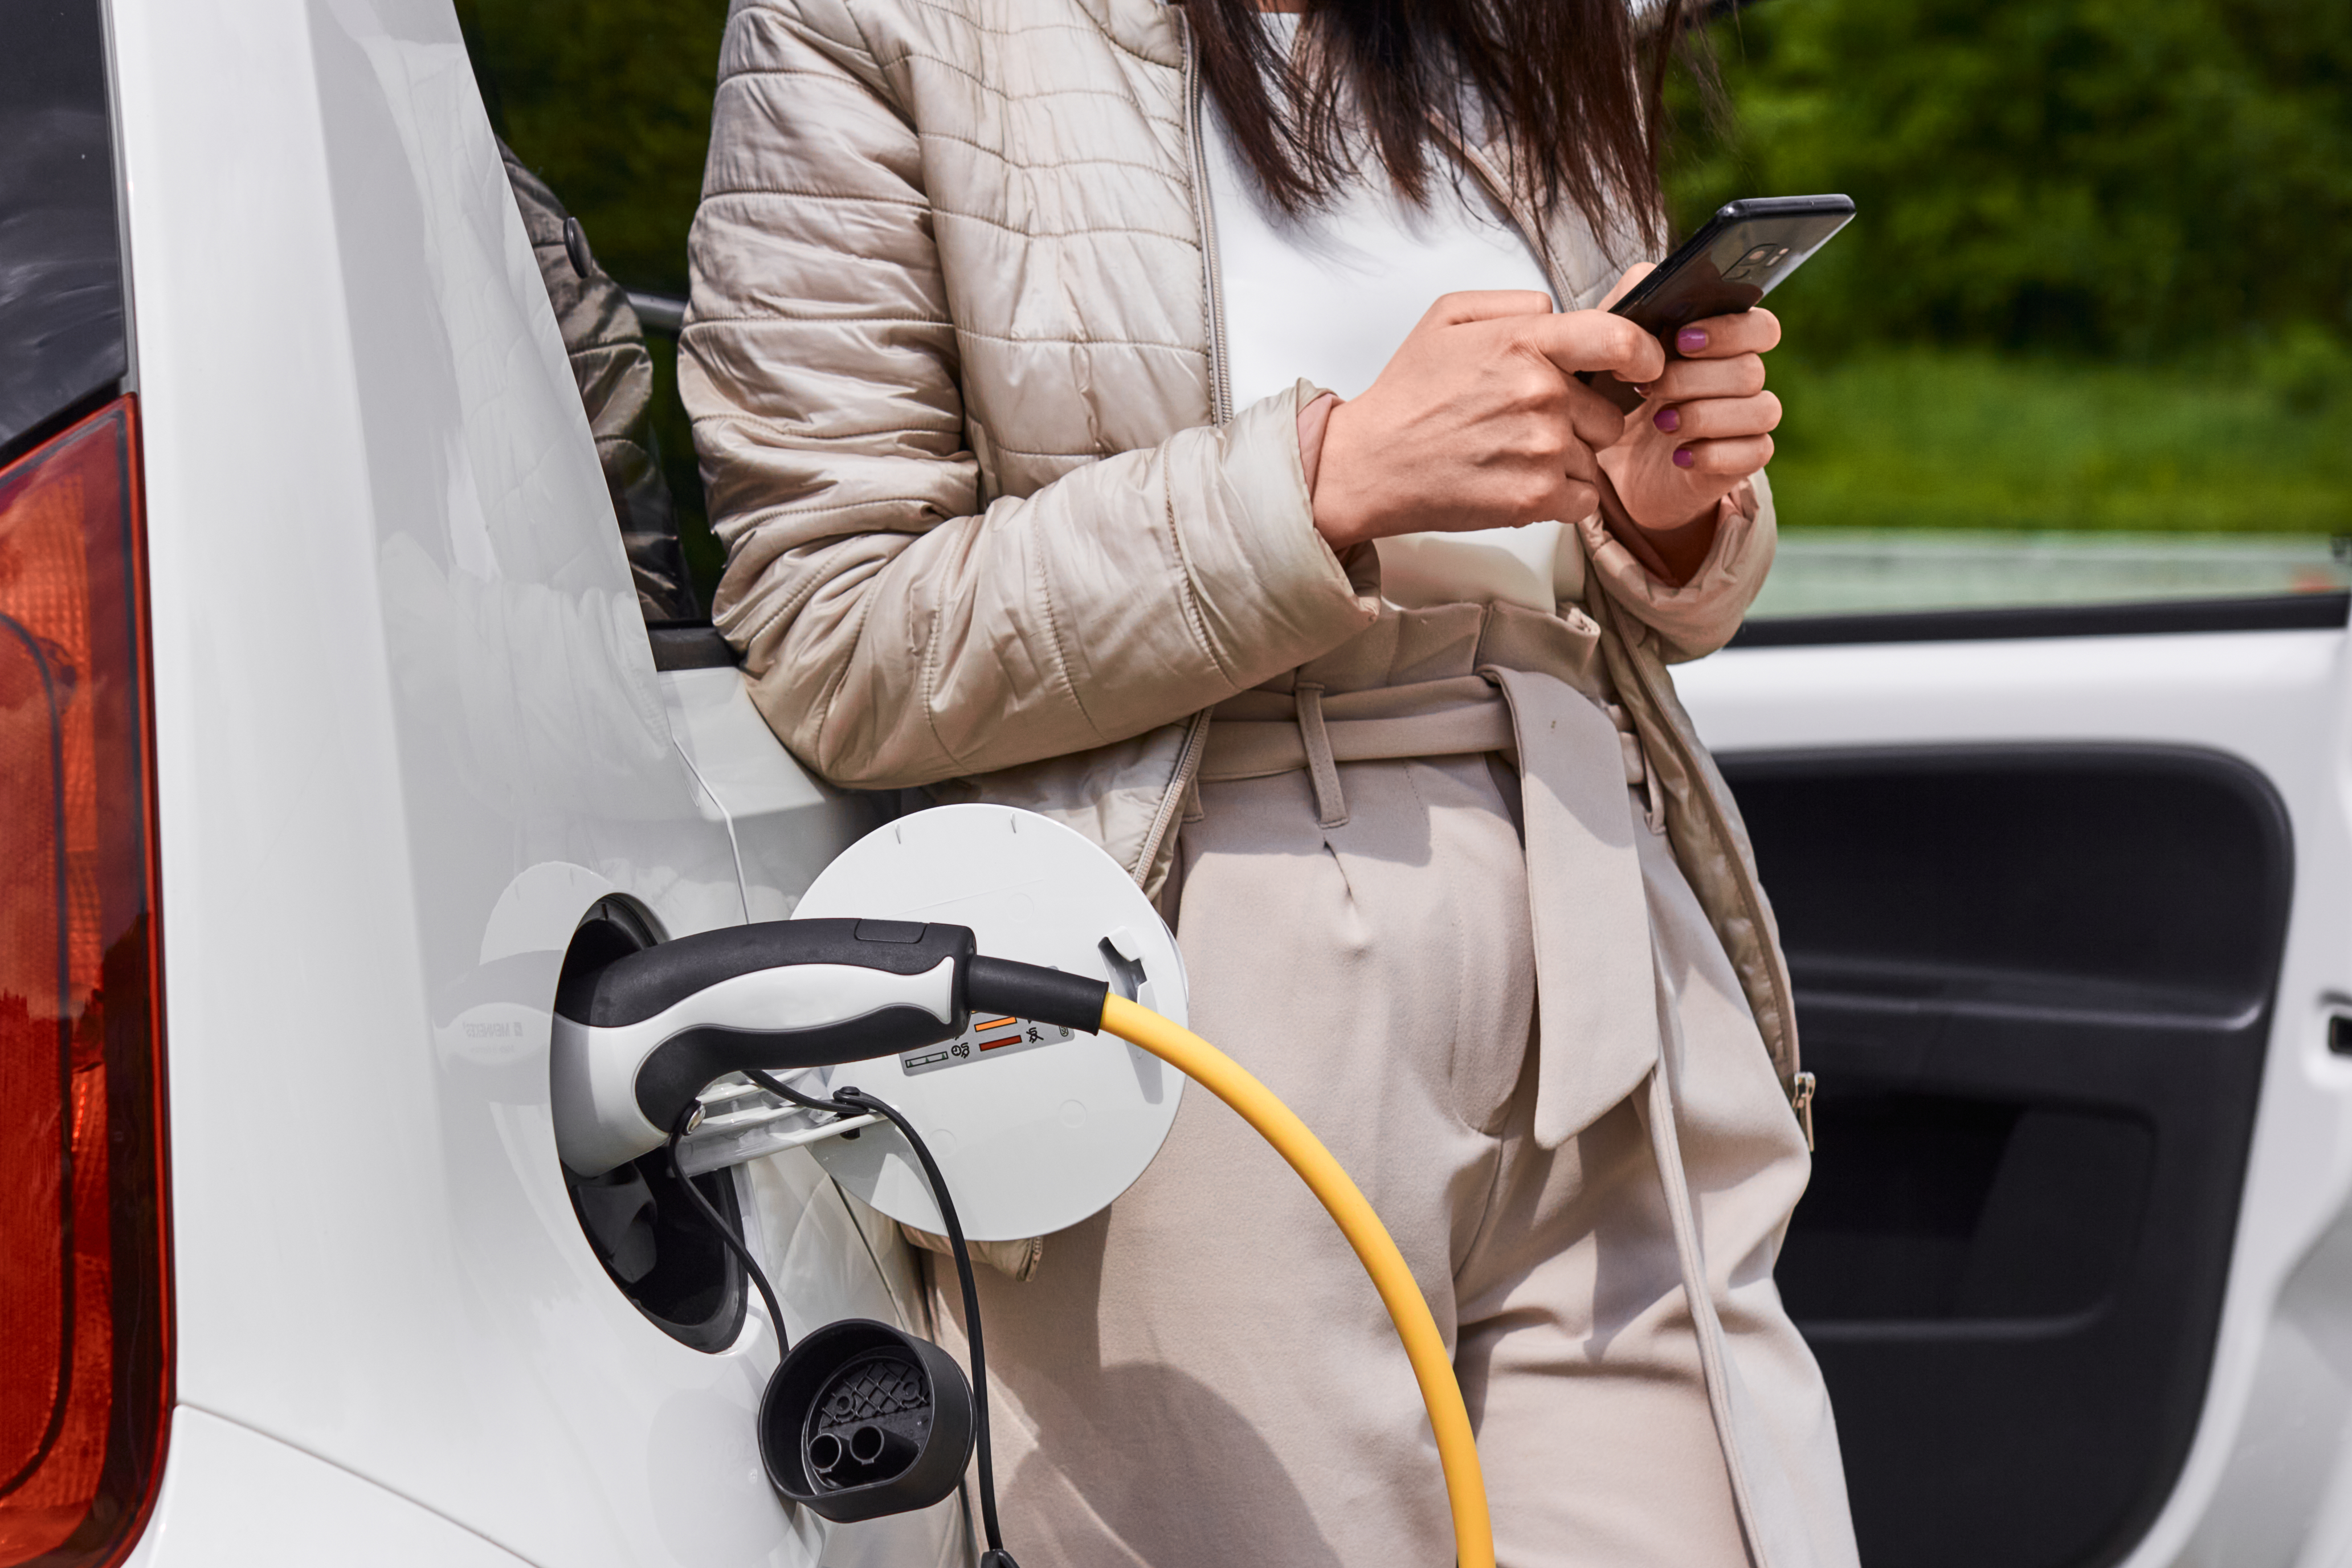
793, 805, 1189, 1241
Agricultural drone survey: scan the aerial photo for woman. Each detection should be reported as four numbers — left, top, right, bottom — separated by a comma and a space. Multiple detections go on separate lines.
683, 0, 1857, 1561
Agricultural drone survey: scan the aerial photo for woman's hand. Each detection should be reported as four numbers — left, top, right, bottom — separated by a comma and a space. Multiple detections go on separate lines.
1310, 291, 1666, 551
1594, 265, 1783, 535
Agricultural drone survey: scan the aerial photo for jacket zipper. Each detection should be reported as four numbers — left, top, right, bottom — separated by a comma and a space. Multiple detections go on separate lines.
1130, 9, 1227, 898
1179, 10, 1235, 426
1132, 709, 1214, 891
1789, 1071, 1817, 1152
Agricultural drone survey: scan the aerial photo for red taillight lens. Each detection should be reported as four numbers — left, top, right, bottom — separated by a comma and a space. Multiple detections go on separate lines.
0, 399, 167, 1567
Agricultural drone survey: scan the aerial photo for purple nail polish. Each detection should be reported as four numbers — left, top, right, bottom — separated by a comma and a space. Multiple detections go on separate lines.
1653, 407, 1680, 433
1673, 447, 1696, 469
1677, 326, 1708, 354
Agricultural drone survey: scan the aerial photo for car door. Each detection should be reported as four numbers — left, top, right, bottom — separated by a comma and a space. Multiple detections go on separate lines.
1676, 591, 2352, 1568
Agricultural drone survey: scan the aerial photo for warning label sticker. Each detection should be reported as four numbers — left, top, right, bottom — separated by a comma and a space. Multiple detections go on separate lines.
901, 1015, 1076, 1077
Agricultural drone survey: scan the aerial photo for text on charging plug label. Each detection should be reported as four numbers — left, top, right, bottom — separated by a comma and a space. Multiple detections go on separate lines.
901, 1015, 1074, 1076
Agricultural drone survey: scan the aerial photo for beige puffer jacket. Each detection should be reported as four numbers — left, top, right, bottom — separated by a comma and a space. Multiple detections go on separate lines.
681, 0, 1805, 1110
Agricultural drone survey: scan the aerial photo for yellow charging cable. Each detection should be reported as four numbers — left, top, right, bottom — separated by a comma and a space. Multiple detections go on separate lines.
1097, 993, 1496, 1568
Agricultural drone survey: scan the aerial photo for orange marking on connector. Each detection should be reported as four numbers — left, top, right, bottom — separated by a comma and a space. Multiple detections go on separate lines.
974, 1016, 1017, 1031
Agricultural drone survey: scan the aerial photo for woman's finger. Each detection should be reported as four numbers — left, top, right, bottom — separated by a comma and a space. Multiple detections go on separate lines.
1670, 433, 1775, 475
1669, 307, 1782, 360
1563, 377, 1638, 453
1533, 476, 1600, 525
1423, 289, 1555, 329
1652, 390, 1783, 443
1521, 310, 1666, 387
1639, 353, 1766, 404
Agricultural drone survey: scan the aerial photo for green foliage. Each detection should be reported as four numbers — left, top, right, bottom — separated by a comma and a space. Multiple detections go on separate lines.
1668, 0, 2352, 362
458, 0, 733, 599
457, 0, 2348, 542
456, 0, 730, 296
1765, 350, 2352, 531
1663, 0, 2352, 534
2252, 322, 2352, 411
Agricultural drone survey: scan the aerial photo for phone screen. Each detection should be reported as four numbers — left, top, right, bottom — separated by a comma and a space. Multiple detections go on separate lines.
1615, 197, 1855, 335
1591, 195, 1855, 410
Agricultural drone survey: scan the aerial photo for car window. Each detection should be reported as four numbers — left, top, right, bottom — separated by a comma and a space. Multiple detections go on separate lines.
457, 0, 732, 614
1672, 0, 2352, 638
0, 0, 128, 466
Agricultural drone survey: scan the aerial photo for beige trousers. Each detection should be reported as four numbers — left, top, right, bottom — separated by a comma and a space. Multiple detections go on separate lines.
930, 614, 1858, 1568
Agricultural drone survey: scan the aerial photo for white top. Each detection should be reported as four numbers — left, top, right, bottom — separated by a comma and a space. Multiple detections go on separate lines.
1202, 15, 1587, 611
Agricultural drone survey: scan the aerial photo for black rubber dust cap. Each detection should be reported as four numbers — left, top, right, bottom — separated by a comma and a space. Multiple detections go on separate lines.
760, 1320, 975, 1523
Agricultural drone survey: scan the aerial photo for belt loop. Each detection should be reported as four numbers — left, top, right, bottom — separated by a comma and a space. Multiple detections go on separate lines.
1294, 683, 1350, 829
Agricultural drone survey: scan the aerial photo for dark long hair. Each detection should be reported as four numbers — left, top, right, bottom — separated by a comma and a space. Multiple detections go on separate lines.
1187, 0, 1700, 251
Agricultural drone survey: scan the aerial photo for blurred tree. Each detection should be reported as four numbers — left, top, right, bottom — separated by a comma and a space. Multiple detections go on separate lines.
456, 0, 730, 297
459, 0, 734, 599
451, 0, 2347, 541
1670, 0, 2352, 361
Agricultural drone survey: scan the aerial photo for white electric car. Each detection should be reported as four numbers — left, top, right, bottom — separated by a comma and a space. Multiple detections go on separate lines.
5, 3, 2351, 1567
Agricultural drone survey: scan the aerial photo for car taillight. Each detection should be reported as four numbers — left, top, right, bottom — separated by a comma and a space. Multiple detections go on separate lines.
0, 398, 167, 1567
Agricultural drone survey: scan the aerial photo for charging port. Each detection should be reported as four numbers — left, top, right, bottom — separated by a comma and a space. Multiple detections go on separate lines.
558, 899, 748, 1353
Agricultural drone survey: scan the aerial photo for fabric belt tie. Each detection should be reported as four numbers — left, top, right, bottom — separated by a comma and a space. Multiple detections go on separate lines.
1201, 676, 1647, 795
1203, 669, 1663, 1148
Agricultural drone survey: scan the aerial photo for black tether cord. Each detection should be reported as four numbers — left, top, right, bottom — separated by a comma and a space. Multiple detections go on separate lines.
741, 1069, 1014, 1563
667, 1105, 790, 1357
824, 1085, 1009, 1558
746, 1065, 848, 1118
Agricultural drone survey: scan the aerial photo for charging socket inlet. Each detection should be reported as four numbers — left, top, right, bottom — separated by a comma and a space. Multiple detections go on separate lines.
760, 1319, 975, 1522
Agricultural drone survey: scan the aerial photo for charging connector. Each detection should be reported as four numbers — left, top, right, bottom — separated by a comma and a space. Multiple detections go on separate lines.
963, 957, 1108, 1036
556, 882, 1488, 1567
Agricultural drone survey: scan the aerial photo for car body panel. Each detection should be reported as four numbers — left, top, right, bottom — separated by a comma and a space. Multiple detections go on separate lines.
658, 666, 883, 925
120, 1407, 532, 1567
109, 0, 933, 1561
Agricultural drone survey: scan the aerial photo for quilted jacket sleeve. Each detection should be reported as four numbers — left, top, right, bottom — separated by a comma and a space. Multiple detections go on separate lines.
680, 0, 1379, 791
1581, 471, 1778, 663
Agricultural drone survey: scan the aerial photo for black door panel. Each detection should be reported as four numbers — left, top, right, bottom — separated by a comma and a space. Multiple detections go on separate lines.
1724, 748, 2291, 1568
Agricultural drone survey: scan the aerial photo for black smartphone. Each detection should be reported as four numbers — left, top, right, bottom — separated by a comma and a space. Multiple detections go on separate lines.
1590, 194, 1855, 410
